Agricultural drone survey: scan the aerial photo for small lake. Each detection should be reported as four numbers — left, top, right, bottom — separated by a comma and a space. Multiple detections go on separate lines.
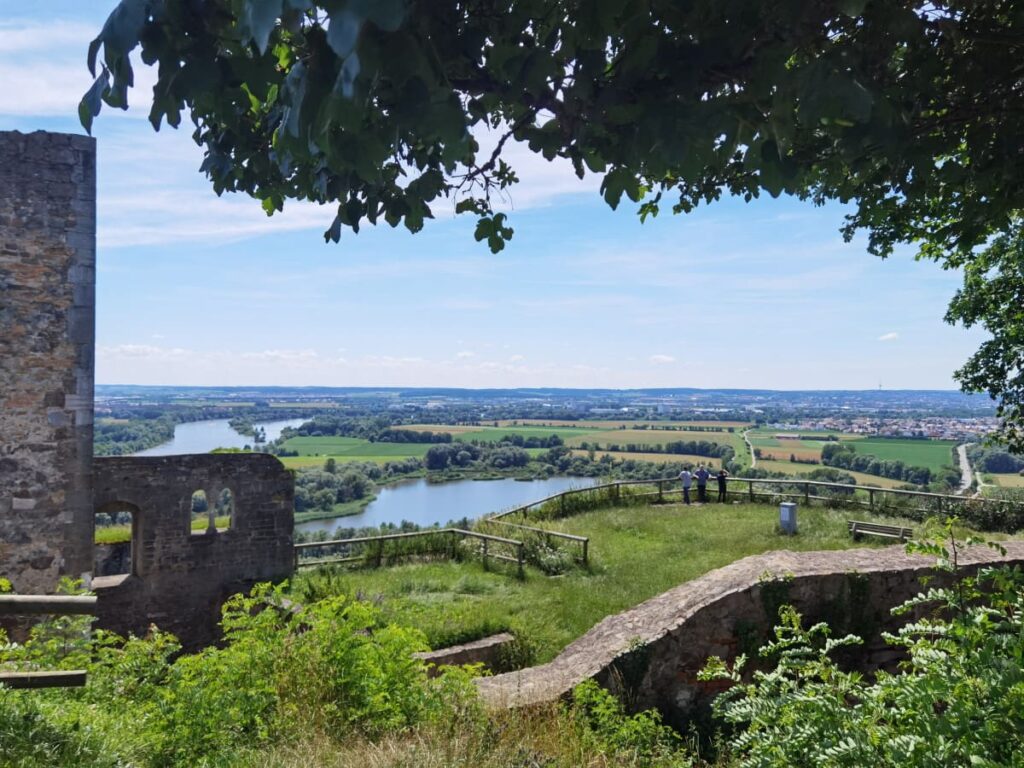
296, 476, 599, 536
134, 418, 307, 457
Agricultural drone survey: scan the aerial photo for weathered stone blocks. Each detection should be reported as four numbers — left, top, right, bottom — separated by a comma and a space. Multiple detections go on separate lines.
92, 454, 294, 649
0, 130, 96, 593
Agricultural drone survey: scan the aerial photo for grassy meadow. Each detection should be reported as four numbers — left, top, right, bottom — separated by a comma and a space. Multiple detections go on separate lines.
279, 435, 432, 466
848, 438, 956, 473
987, 473, 1024, 489
291, 501, 936, 662
95, 515, 232, 544
570, 449, 722, 467
755, 459, 908, 488
746, 430, 957, 485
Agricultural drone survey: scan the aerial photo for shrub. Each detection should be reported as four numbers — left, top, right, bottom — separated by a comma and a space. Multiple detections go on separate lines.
701, 524, 1024, 767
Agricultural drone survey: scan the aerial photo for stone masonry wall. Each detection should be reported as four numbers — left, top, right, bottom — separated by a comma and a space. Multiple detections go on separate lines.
0, 130, 96, 593
477, 542, 1024, 727
93, 453, 295, 649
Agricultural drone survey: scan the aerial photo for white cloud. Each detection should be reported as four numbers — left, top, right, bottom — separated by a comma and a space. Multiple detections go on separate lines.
878, 332, 899, 342
455, 351, 475, 359
508, 354, 525, 362
649, 354, 676, 364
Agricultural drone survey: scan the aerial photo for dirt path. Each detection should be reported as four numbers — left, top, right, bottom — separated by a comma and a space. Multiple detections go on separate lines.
742, 429, 757, 468
957, 443, 974, 493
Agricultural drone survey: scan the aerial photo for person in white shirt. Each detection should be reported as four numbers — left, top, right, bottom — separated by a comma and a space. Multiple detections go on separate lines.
678, 467, 693, 505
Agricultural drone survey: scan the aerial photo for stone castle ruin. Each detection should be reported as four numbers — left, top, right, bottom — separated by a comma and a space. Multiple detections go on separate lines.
0, 130, 295, 648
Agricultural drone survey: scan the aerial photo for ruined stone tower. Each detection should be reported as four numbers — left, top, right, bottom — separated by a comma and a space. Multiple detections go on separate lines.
0, 130, 96, 592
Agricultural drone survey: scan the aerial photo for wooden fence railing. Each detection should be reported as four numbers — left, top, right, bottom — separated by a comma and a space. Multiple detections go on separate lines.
294, 527, 526, 575
480, 518, 590, 564
489, 476, 1016, 521
0, 594, 97, 689
293, 475, 1016, 575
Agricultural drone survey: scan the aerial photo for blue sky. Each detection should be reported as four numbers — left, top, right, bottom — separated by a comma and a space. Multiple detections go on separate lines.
0, 3, 987, 389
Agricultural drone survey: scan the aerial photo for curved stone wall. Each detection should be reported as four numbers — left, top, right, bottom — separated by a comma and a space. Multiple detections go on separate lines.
478, 542, 1024, 725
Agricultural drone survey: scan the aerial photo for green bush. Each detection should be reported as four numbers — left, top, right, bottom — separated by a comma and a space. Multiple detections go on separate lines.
0, 582, 475, 768
571, 679, 692, 767
701, 525, 1024, 767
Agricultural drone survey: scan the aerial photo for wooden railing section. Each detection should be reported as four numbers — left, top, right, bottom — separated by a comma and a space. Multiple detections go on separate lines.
294, 527, 526, 575
491, 476, 1015, 520
293, 475, 1015, 574
0, 594, 97, 689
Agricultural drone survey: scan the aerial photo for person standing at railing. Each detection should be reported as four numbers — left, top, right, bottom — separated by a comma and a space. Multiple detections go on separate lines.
694, 465, 711, 503
717, 469, 729, 503
678, 466, 693, 505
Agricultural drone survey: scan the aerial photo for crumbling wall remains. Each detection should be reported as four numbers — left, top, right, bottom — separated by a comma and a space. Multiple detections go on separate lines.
477, 542, 1024, 727
92, 453, 294, 648
0, 130, 96, 592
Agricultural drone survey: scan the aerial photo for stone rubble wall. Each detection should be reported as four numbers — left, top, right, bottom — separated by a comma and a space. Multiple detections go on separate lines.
415, 632, 517, 676
477, 542, 1024, 726
92, 453, 295, 649
0, 130, 96, 593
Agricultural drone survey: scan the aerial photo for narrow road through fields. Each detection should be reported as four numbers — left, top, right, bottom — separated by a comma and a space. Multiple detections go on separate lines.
957, 442, 975, 495
743, 429, 757, 468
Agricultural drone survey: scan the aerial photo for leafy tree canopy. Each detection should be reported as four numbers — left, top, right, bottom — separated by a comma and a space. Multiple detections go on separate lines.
81, 0, 1024, 447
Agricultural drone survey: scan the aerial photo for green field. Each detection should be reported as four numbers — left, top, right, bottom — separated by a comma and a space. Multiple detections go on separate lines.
566, 427, 747, 453
756, 459, 908, 489
292, 502, 948, 663
454, 426, 606, 443
987, 473, 1024, 489
281, 435, 431, 460
849, 438, 956, 473
571, 449, 722, 467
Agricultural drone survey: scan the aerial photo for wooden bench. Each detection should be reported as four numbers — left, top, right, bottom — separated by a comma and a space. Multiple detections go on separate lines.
847, 520, 913, 542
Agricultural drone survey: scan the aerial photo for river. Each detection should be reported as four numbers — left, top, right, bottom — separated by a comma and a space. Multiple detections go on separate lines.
134, 418, 307, 457
296, 475, 599, 535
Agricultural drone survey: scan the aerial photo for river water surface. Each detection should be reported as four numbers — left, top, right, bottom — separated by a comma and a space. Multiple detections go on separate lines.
296, 476, 598, 536
134, 418, 306, 456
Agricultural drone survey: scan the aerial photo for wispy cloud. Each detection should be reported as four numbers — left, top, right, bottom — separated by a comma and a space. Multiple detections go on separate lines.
650, 354, 676, 364
878, 332, 899, 342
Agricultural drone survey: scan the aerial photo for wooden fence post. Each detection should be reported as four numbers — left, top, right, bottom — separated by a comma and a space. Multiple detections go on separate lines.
582, 538, 589, 566
517, 543, 524, 577
869, 489, 875, 512
748, 480, 754, 503
658, 480, 664, 503
804, 482, 810, 506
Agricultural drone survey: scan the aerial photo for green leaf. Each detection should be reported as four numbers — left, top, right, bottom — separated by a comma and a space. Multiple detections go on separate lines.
241, 0, 283, 54
98, 0, 148, 56
87, 36, 102, 77
365, 0, 406, 32
326, 10, 362, 60
78, 69, 109, 135
334, 52, 361, 99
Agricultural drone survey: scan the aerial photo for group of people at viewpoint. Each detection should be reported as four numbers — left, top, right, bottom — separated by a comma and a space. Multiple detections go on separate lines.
678, 465, 728, 504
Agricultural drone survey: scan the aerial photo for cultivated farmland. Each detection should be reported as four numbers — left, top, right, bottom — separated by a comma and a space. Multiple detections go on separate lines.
570, 449, 723, 467
848, 438, 956, 474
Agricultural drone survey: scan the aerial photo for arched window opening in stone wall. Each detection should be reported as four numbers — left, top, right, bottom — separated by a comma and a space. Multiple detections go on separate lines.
191, 490, 211, 535
94, 502, 140, 577
214, 488, 235, 530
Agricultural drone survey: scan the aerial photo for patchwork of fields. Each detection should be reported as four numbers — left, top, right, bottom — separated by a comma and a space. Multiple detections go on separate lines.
278, 421, 958, 488
747, 430, 957, 480
570, 449, 723, 468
